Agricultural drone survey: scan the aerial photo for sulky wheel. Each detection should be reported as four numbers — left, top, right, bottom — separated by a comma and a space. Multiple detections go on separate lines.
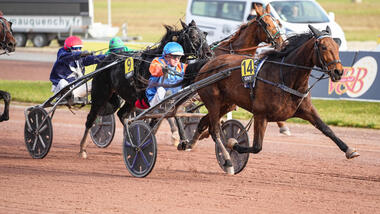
24, 107, 53, 159
215, 119, 249, 174
123, 120, 157, 178
90, 114, 116, 148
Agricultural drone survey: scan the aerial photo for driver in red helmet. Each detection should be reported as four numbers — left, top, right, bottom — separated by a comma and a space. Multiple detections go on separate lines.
49, 36, 105, 98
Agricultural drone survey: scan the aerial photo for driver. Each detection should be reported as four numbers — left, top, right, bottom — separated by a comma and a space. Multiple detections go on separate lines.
145, 42, 188, 147
49, 36, 105, 99
146, 42, 188, 106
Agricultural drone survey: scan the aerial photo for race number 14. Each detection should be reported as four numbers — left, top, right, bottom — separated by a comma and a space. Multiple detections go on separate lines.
241, 59, 255, 77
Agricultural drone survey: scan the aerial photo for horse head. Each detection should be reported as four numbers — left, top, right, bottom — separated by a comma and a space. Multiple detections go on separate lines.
179, 20, 213, 59
309, 25, 343, 82
254, 4, 283, 50
0, 11, 16, 53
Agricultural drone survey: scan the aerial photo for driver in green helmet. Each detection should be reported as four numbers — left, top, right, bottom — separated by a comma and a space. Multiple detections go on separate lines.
106, 37, 131, 54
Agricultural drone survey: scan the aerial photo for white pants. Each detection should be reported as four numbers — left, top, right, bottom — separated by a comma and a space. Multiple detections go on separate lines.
149, 87, 167, 106
52, 79, 91, 98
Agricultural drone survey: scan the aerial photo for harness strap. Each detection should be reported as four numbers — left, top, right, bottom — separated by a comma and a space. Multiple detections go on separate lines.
256, 76, 309, 98
216, 43, 270, 53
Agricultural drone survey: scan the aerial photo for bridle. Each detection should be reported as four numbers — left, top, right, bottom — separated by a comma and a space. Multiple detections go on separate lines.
256, 13, 282, 47
181, 25, 208, 59
0, 16, 14, 54
313, 35, 342, 73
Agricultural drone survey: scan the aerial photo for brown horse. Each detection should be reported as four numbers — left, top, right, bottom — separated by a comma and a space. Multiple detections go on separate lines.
0, 11, 16, 122
212, 3, 291, 136
182, 25, 359, 174
0, 11, 16, 53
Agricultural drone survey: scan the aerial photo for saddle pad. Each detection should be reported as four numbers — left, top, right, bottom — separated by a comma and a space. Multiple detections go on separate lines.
124, 57, 134, 79
241, 58, 265, 88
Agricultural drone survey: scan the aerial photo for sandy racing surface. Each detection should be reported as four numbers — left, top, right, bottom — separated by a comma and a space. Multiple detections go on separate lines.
1, 56, 380, 213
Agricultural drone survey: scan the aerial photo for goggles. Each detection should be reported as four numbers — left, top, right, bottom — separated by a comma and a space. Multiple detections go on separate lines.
168, 54, 181, 60
71, 46, 82, 51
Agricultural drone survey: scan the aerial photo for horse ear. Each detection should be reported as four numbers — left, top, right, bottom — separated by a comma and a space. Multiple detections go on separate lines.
308, 24, 321, 37
181, 20, 188, 29
0, 11, 3, 17
189, 20, 196, 27
325, 25, 331, 35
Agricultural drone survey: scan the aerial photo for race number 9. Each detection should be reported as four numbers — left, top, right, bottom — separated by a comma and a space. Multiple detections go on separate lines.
124, 57, 134, 74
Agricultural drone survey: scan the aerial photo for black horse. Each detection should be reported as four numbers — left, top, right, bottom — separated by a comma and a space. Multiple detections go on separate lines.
79, 20, 212, 158
0, 11, 16, 122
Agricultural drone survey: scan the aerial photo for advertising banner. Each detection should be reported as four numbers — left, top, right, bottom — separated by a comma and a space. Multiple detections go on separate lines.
310, 51, 380, 102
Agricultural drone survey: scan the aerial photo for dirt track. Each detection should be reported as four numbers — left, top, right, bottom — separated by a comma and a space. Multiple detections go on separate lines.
1, 58, 380, 213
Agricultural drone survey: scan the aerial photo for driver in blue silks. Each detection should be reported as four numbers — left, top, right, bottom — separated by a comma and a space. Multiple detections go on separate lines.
146, 42, 188, 106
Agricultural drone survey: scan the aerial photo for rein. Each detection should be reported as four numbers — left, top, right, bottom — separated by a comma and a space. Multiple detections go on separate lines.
216, 43, 270, 54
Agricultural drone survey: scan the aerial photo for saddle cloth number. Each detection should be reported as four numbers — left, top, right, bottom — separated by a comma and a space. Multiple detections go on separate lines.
124, 57, 134, 74
241, 59, 256, 83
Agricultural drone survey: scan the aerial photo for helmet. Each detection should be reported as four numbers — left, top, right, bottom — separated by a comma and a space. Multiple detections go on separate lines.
162, 42, 184, 57
109, 37, 128, 50
64, 36, 83, 51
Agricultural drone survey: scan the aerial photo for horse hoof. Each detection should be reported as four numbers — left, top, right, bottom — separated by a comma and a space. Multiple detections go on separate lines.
171, 131, 180, 147
227, 138, 238, 149
225, 166, 235, 175
346, 148, 360, 159
79, 151, 87, 159
279, 126, 291, 136
177, 142, 187, 151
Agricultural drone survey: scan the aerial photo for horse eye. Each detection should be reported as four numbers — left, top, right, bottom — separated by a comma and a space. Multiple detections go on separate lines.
321, 46, 327, 50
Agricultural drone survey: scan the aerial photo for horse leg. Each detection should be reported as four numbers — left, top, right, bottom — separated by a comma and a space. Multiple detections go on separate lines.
79, 82, 113, 158
178, 113, 209, 150
208, 108, 234, 175
0, 90, 11, 122
182, 104, 235, 151
167, 118, 179, 146
296, 106, 360, 159
117, 101, 135, 126
277, 121, 291, 136
79, 104, 102, 158
229, 116, 268, 154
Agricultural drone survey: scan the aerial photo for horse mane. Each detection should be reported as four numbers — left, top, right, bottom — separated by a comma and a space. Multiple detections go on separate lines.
262, 32, 314, 60
218, 19, 254, 46
143, 25, 181, 57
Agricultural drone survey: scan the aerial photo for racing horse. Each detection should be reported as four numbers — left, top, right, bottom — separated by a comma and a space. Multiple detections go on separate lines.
199, 3, 291, 143
181, 25, 359, 174
78, 20, 212, 158
0, 11, 16, 122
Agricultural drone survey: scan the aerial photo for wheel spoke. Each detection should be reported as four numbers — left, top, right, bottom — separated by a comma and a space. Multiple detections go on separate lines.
139, 150, 150, 167
130, 151, 139, 169
124, 140, 134, 148
140, 138, 152, 150
32, 136, 38, 151
38, 134, 46, 148
39, 124, 48, 133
